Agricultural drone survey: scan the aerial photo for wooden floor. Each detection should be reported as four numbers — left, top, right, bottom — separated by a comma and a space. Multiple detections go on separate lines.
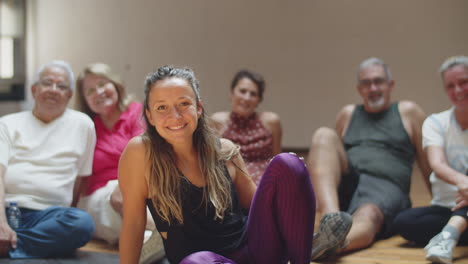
79, 154, 468, 263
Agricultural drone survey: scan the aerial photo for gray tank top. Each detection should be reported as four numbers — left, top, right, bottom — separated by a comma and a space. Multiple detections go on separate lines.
343, 103, 415, 194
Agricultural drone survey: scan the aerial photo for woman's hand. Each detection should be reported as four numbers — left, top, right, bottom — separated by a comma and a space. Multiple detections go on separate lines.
453, 180, 468, 211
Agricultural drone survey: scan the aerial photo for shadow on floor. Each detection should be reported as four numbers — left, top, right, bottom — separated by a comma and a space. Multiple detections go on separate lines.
2, 250, 119, 264
2, 250, 170, 264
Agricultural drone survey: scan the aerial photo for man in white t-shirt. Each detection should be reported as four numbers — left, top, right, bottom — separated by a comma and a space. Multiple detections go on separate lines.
0, 61, 96, 258
393, 56, 468, 264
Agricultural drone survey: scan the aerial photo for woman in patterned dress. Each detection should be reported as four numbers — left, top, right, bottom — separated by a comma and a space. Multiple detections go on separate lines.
211, 69, 282, 184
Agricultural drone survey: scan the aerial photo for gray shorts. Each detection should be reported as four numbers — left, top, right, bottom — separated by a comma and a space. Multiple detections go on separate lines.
338, 165, 411, 238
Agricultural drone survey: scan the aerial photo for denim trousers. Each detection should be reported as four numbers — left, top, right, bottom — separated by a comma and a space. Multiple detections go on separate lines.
7, 206, 95, 259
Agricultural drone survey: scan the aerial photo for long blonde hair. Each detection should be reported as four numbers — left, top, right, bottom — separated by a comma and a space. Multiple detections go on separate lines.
143, 66, 236, 225
75, 63, 133, 117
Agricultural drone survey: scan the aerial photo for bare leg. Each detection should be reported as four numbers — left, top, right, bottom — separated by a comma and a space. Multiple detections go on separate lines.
343, 203, 384, 252
308, 127, 353, 260
307, 127, 348, 218
447, 216, 468, 233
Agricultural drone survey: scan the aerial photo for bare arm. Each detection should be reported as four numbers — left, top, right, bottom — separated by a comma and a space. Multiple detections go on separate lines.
260, 112, 282, 155
210, 112, 229, 137
399, 101, 432, 195
0, 165, 17, 255
455, 192, 468, 211
71, 176, 88, 207
426, 145, 468, 211
119, 137, 149, 263
222, 139, 257, 209
335, 104, 355, 138
426, 146, 467, 186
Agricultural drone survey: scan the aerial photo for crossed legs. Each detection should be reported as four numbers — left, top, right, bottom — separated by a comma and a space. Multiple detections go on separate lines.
10, 207, 94, 258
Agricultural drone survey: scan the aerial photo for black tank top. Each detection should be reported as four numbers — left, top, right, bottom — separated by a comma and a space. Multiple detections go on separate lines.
343, 103, 415, 194
146, 166, 247, 264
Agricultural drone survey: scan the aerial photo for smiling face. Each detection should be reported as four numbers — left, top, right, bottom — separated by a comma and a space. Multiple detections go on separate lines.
81, 73, 119, 116
230, 77, 261, 117
357, 64, 394, 113
442, 64, 468, 111
32, 66, 72, 122
145, 77, 202, 146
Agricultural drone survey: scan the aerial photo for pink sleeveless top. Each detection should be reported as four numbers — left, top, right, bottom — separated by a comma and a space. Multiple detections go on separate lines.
222, 112, 273, 184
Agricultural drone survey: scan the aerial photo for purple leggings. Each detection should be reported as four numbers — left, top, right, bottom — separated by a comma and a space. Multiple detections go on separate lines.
180, 153, 316, 264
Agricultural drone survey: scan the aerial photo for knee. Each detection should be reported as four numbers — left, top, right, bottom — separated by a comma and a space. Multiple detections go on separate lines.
61, 208, 95, 242
110, 188, 123, 214
180, 251, 232, 264
270, 153, 308, 180
268, 153, 315, 200
77, 210, 95, 236
392, 211, 407, 230
311, 127, 339, 146
392, 210, 414, 239
179, 251, 208, 264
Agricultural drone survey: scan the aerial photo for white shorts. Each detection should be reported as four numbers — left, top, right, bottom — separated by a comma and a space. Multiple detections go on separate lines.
78, 180, 121, 244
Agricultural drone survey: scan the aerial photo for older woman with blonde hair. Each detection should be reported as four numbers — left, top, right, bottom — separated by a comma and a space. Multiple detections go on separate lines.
75, 63, 164, 263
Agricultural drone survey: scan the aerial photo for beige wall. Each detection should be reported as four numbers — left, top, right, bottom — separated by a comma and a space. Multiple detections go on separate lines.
11, 0, 468, 148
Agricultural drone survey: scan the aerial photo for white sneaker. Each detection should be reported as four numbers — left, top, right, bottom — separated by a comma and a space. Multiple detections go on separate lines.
140, 231, 165, 264
424, 232, 455, 264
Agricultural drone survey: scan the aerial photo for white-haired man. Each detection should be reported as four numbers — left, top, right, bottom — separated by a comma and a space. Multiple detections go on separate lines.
308, 57, 431, 260
0, 61, 96, 258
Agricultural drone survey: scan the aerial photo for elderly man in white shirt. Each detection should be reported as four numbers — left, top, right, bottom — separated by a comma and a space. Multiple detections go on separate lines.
0, 60, 96, 259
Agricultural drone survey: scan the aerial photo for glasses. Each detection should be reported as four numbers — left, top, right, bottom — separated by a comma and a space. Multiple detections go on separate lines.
39, 80, 70, 91
358, 77, 388, 89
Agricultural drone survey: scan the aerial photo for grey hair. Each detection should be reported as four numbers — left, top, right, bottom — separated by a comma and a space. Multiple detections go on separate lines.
35, 60, 75, 91
357, 57, 392, 82
439, 55, 468, 75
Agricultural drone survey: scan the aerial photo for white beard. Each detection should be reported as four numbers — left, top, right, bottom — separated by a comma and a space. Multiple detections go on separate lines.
367, 96, 385, 111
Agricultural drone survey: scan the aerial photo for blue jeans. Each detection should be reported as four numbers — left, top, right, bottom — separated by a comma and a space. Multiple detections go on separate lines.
8, 206, 95, 259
